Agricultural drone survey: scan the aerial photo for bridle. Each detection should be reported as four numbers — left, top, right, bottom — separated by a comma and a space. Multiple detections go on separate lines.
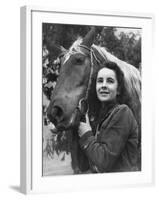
69, 44, 101, 124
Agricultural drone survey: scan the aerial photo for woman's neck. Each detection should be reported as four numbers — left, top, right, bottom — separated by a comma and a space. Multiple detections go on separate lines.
101, 99, 117, 109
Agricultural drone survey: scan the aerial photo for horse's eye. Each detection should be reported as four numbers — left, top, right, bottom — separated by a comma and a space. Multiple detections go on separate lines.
75, 56, 84, 64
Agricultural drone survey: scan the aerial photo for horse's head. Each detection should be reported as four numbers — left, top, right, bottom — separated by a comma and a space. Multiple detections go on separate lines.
47, 27, 102, 130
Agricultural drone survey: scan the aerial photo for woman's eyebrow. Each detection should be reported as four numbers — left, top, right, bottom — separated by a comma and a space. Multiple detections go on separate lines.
97, 77, 103, 80
107, 77, 115, 80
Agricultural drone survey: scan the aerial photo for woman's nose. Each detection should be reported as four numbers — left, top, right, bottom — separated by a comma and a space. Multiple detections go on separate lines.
101, 85, 107, 90
102, 80, 107, 88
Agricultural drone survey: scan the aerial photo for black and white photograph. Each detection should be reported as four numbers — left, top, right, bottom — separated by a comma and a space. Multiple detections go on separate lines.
42, 24, 141, 176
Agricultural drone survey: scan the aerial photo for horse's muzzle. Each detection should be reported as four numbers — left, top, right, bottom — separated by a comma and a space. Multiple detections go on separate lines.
47, 105, 64, 126
47, 99, 88, 131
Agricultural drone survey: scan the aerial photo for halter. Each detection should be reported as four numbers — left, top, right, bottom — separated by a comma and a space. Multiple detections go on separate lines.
75, 44, 101, 121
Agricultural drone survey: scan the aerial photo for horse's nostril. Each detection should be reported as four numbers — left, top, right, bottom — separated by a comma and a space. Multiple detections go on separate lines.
52, 106, 63, 119
47, 104, 64, 126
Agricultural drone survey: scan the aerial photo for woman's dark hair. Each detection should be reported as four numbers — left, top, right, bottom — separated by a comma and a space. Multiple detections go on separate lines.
88, 61, 129, 131
103, 61, 126, 103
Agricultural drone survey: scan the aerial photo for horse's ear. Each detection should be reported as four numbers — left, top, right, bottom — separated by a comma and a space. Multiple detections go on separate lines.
81, 26, 103, 48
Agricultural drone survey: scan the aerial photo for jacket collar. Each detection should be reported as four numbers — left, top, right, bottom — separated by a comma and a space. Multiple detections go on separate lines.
98, 100, 118, 125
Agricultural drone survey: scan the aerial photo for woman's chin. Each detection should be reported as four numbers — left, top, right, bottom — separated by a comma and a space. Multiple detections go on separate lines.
98, 96, 110, 102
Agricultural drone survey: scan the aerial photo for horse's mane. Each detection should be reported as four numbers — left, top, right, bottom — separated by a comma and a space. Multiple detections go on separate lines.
63, 37, 84, 63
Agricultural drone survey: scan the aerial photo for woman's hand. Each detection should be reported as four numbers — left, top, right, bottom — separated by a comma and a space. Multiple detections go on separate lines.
78, 113, 92, 137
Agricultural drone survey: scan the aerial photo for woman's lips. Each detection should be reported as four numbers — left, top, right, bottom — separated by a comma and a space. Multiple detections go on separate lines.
100, 91, 109, 94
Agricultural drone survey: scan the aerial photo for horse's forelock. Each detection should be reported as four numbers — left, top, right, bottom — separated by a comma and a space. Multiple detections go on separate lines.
69, 37, 83, 51
63, 37, 85, 64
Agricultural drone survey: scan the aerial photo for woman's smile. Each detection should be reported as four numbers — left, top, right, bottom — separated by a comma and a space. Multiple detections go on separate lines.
99, 90, 110, 96
99, 90, 109, 94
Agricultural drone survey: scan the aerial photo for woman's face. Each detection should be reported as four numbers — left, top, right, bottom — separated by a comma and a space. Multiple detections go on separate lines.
96, 68, 118, 102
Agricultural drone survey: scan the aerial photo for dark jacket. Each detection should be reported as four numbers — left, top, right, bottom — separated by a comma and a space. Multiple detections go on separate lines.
79, 104, 139, 173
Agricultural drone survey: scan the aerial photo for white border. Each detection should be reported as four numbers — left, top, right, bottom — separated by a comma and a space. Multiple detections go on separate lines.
20, 6, 154, 194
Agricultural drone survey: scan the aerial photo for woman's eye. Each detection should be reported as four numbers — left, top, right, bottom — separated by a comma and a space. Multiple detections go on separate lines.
97, 78, 103, 83
107, 78, 114, 83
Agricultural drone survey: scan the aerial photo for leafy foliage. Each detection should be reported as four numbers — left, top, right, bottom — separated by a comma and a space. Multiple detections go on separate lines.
99, 27, 141, 68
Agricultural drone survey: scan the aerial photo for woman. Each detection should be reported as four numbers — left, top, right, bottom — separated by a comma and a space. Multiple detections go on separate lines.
78, 61, 139, 173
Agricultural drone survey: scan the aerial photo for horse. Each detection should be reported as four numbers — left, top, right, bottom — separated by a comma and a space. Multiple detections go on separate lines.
47, 27, 141, 174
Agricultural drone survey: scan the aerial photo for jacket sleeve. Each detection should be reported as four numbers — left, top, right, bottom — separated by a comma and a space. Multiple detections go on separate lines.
79, 105, 138, 172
